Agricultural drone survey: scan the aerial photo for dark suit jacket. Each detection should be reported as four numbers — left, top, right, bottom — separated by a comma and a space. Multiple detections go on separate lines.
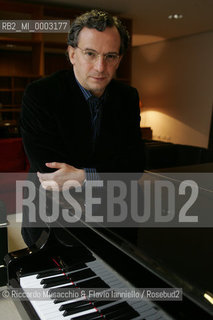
20, 69, 144, 174
20, 69, 144, 246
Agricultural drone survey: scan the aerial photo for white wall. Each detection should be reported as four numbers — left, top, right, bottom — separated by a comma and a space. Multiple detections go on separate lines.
132, 31, 213, 148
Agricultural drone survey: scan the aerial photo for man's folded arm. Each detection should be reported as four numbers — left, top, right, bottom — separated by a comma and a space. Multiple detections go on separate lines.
20, 82, 70, 173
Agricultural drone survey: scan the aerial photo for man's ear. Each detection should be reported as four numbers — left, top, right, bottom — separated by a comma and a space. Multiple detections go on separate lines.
67, 45, 75, 65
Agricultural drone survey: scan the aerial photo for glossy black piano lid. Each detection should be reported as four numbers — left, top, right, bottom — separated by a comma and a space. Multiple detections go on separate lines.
74, 166, 213, 318
65, 225, 212, 320
58, 166, 213, 318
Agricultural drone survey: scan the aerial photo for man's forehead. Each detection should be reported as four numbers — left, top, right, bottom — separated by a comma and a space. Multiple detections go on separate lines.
78, 26, 121, 48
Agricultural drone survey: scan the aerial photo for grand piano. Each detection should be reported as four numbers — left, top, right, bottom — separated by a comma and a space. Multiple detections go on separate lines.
4, 167, 213, 320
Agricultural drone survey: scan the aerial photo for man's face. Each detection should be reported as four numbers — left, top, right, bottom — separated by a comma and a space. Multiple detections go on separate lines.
68, 26, 122, 97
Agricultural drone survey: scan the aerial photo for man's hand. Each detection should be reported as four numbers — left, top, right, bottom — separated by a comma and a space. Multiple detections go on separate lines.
37, 162, 86, 191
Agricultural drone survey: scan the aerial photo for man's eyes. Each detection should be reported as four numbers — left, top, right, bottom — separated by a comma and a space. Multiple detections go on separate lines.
84, 51, 118, 60
85, 51, 96, 57
106, 54, 117, 60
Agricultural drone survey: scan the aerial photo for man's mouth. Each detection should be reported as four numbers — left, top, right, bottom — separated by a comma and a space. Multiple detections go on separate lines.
90, 75, 107, 81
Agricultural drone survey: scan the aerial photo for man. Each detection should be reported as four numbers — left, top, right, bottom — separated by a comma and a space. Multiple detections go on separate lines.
20, 9, 144, 246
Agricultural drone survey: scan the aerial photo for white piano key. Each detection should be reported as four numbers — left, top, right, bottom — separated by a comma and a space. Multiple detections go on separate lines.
19, 256, 173, 320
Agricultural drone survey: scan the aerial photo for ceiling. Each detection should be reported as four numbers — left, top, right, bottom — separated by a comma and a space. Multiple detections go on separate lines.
30, 0, 213, 45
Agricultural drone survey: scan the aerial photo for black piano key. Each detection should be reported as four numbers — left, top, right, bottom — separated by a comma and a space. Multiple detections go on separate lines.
36, 269, 61, 278
78, 276, 110, 288
59, 299, 113, 313
51, 277, 109, 303
51, 275, 109, 291
41, 275, 71, 288
107, 309, 139, 320
49, 283, 75, 297
41, 267, 94, 288
40, 274, 67, 284
93, 300, 114, 308
101, 302, 136, 319
101, 301, 128, 314
73, 312, 103, 320
68, 268, 96, 282
63, 304, 94, 316
65, 262, 87, 272
59, 299, 90, 311
103, 309, 127, 319
70, 302, 138, 320
36, 262, 87, 279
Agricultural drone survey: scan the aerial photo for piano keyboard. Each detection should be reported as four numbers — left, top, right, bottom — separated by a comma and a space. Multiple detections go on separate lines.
20, 257, 172, 320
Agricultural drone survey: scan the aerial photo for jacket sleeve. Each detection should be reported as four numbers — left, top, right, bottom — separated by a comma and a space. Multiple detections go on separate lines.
20, 81, 67, 173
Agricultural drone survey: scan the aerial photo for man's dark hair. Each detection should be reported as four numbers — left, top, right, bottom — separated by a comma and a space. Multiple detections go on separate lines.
67, 9, 130, 55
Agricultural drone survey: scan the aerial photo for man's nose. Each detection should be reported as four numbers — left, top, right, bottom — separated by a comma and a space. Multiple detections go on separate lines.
94, 55, 106, 72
